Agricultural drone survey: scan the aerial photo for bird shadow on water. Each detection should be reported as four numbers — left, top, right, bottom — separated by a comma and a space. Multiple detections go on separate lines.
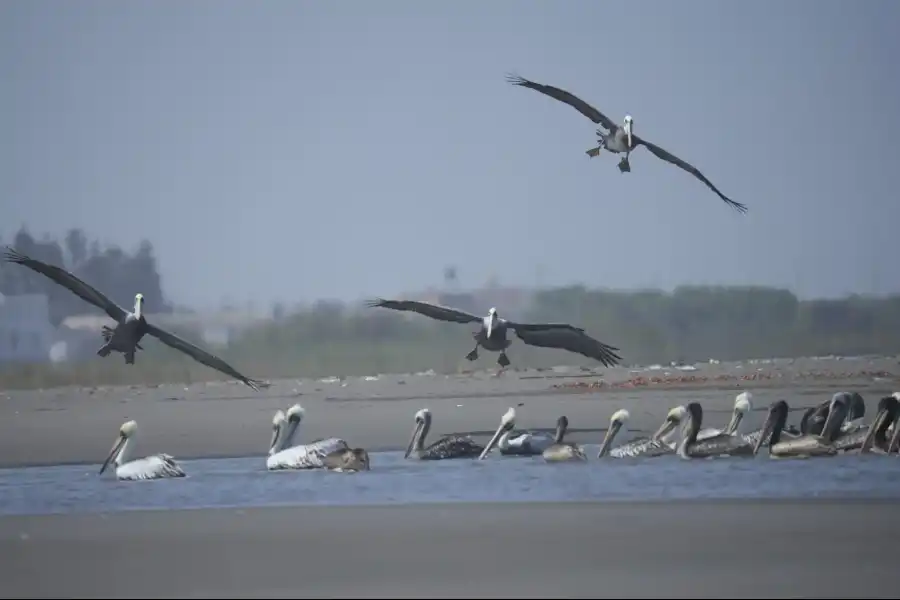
0, 449, 898, 517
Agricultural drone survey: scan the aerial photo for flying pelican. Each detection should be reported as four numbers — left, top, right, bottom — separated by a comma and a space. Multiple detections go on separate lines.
267, 404, 350, 470
541, 416, 587, 462
752, 399, 847, 459
860, 396, 899, 454
322, 447, 371, 472
365, 298, 622, 369
674, 402, 754, 459
405, 408, 484, 460
2, 248, 264, 391
99, 420, 186, 481
506, 74, 746, 214
478, 407, 559, 458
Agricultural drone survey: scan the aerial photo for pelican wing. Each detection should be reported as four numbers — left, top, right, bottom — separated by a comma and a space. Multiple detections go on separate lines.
365, 298, 481, 324
513, 327, 622, 367
506, 74, 619, 132
143, 323, 263, 391
633, 137, 747, 213
2, 247, 128, 322
507, 320, 586, 334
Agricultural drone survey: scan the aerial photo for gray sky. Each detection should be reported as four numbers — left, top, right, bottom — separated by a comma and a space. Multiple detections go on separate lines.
3, 1, 899, 310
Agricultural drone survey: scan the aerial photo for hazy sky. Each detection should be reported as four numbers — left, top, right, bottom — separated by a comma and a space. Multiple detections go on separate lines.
3, 1, 899, 310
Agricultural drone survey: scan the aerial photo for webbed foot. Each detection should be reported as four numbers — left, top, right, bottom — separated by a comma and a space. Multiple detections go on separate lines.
617, 158, 631, 173
497, 353, 511, 368
465, 349, 479, 361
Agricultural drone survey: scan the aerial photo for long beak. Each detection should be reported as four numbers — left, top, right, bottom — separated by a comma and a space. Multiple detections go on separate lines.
486, 319, 493, 340
404, 422, 423, 459
625, 122, 632, 148
597, 420, 623, 458
888, 420, 900, 454
100, 435, 126, 475
860, 407, 889, 454
652, 418, 676, 442
268, 424, 282, 456
726, 409, 746, 436
753, 413, 776, 456
820, 402, 847, 442
478, 422, 509, 460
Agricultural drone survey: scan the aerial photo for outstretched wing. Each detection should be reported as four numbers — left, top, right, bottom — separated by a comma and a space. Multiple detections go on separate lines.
365, 298, 482, 324
513, 327, 622, 367
634, 136, 747, 214
2, 247, 129, 322
507, 320, 586, 334
506, 74, 619, 132
144, 323, 265, 391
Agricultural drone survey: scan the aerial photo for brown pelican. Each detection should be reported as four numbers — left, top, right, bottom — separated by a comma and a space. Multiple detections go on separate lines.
541, 415, 587, 462
604, 411, 679, 459
506, 74, 747, 214
674, 402, 754, 459
803, 392, 866, 437
2, 247, 264, 391
365, 298, 622, 369
405, 408, 484, 460
596, 409, 634, 458
752, 399, 847, 458
322, 447, 371, 472
99, 420, 186, 481
652, 393, 753, 447
478, 407, 559, 458
267, 404, 350, 470
860, 396, 899, 454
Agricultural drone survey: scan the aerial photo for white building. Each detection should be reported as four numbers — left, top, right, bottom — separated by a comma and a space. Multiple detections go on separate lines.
0, 293, 55, 363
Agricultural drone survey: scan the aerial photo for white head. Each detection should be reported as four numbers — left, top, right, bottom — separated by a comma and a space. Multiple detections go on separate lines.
100, 419, 137, 475
486, 307, 499, 339
653, 404, 687, 441
734, 392, 752, 414
286, 404, 305, 422
479, 406, 517, 460
406, 408, 432, 458
598, 409, 630, 457
133, 293, 144, 319
893, 392, 900, 401
623, 115, 633, 147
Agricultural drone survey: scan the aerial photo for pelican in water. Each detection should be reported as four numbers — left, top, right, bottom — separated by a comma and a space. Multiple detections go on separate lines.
803, 392, 866, 437
506, 74, 746, 214
405, 408, 484, 460
478, 407, 558, 458
2, 248, 264, 391
595, 408, 675, 458
752, 399, 847, 459
674, 402, 754, 459
652, 393, 754, 450
322, 447, 371, 472
267, 404, 350, 470
366, 298, 622, 369
541, 416, 587, 462
99, 420, 186, 481
860, 396, 900, 455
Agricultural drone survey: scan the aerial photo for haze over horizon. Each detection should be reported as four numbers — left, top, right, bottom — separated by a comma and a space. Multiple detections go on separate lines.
3, 1, 899, 311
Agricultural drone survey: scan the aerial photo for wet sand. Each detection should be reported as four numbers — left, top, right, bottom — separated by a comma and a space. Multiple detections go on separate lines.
1, 500, 895, 598
1, 357, 897, 468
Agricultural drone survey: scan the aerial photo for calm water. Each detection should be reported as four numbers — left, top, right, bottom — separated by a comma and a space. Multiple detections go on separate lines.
2, 446, 899, 517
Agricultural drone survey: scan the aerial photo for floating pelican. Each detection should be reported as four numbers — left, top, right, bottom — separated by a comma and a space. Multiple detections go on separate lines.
597, 408, 677, 458
366, 299, 622, 369
2, 248, 264, 391
322, 447, 371, 472
99, 420, 185, 481
652, 394, 752, 448
804, 392, 866, 437
405, 408, 484, 460
597, 409, 634, 458
674, 402, 754, 459
478, 407, 558, 458
267, 404, 350, 470
506, 74, 746, 214
860, 397, 899, 454
541, 416, 587, 462
752, 399, 847, 459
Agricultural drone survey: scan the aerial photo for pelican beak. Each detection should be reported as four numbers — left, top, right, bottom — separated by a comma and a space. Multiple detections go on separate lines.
478, 418, 513, 460
753, 412, 777, 456
268, 424, 281, 456
597, 418, 623, 458
889, 419, 900, 454
405, 421, 423, 459
486, 317, 494, 340
820, 401, 847, 442
624, 119, 632, 148
652, 416, 677, 442
860, 406, 889, 454
100, 434, 126, 475
726, 407, 746, 436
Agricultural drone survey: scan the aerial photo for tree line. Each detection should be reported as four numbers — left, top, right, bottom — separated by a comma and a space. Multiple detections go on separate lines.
0, 227, 170, 327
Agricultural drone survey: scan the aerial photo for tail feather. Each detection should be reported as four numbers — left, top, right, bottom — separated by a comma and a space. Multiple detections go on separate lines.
586, 147, 601, 158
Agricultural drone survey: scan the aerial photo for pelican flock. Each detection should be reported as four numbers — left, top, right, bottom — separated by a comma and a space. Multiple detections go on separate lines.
100, 420, 186, 481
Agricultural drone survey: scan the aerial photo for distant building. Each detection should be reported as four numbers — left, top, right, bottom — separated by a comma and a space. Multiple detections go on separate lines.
0, 293, 55, 363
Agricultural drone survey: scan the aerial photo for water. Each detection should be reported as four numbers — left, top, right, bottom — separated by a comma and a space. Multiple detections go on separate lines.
2, 446, 899, 517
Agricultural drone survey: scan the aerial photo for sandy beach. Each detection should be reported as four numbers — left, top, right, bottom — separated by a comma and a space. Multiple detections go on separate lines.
1, 357, 898, 468
1, 500, 896, 598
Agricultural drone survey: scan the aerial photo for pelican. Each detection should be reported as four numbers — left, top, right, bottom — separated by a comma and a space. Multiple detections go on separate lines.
860, 396, 899, 454
597, 409, 635, 458
597, 408, 679, 458
2, 248, 264, 391
267, 404, 350, 470
652, 393, 753, 448
541, 415, 587, 462
478, 407, 558, 458
803, 392, 866, 437
366, 298, 622, 369
506, 74, 746, 214
99, 420, 185, 481
405, 408, 484, 460
674, 402, 754, 459
322, 447, 371, 472
752, 399, 847, 458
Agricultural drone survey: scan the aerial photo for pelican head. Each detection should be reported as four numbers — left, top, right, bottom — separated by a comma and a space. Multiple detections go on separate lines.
553, 415, 569, 443
478, 407, 517, 460
133, 293, 144, 319
598, 408, 630, 458
846, 392, 866, 422
280, 403, 305, 447
861, 396, 899, 453
725, 392, 752, 435
754, 400, 789, 455
653, 404, 687, 441
623, 114, 633, 148
269, 409, 286, 455
100, 419, 137, 475
486, 307, 499, 339
821, 393, 850, 440
405, 408, 432, 459
286, 403, 305, 423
